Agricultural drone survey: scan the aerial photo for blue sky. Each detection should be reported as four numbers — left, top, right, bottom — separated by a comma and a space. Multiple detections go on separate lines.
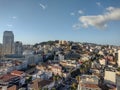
0, 0, 120, 45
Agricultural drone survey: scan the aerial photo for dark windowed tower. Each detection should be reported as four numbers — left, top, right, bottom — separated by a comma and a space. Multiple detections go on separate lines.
14, 41, 23, 56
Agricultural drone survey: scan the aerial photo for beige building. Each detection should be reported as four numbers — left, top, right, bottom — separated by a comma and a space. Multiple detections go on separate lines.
104, 69, 116, 84
48, 64, 62, 76
77, 75, 101, 90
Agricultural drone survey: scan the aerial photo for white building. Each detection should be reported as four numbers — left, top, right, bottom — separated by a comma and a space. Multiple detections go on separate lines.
58, 54, 64, 61
25, 54, 43, 65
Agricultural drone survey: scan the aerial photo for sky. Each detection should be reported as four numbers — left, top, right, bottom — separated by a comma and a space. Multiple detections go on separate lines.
0, 0, 120, 45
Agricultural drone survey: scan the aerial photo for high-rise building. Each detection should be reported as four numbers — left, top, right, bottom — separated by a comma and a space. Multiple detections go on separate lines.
14, 41, 23, 56
0, 44, 2, 56
2, 31, 14, 55
118, 50, 120, 67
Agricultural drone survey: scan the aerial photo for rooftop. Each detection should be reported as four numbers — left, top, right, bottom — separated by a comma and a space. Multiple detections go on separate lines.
0, 74, 19, 82
81, 83, 100, 88
11, 70, 25, 77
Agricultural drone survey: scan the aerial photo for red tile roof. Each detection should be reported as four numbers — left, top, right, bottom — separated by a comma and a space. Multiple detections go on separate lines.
11, 70, 24, 77
0, 74, 19, 82
81, 83, 100, 88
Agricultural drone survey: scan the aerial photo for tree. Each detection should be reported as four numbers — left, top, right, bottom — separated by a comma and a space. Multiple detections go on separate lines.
44, 88, 48, 90
51, 88, 56, 90
39, 88, 42, 90
76, 76, 80, 83
71, 83, 77, 90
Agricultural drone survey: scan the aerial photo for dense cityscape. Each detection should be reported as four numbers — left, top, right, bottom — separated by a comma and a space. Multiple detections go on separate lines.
0, 31, 119, 90
0, 0, 120, 90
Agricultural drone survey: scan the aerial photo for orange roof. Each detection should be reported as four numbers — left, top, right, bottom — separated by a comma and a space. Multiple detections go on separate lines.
11, 70, 24, 77
0, 74, 18, 82
8, 85, 17, 90
81, 83, 100, 88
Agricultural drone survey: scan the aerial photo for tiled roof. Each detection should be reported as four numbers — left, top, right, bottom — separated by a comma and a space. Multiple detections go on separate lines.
8, 85, 17, 90
11, 70, 24, 76
81, 83, 100, 88
0, 74, 19, 82
38, 80, 53, 88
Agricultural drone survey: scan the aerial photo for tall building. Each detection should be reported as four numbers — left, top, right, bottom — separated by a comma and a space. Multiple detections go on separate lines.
14, 41, 23, 56
2, 31, 14, 55
0, 44, 2, 56
118, 50, 120, 67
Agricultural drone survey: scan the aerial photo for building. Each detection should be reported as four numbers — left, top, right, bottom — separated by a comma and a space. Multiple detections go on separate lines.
0, 74, 20, 87
104, 67, 116, 84
59, 40, 68, 45
28, 79, 54, 90
2, 31, 14, 55
118, 50, 120, 67
48, 64, 62, 76
11, 70, 26, 85
0, 44, 2, 57
14, 41, 23, 56
116, 74, 120, 90
77, 75, 101, 90
58, 54, 64, 61
0, 85, 17, 90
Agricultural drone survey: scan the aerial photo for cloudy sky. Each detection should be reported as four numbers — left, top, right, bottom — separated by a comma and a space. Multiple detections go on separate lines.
0, 0, 120, 45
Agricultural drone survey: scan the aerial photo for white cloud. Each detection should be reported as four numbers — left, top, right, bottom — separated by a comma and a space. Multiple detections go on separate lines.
96, 2, 101, 7
11, 16, 17, 19
73, 7, 120, 29
72, 23, 81, 30
106, 6, 115, 11
39, 3, 47, 10
78, 10, 84, 14
6, 24, 13, 27
70, 12, 75, 16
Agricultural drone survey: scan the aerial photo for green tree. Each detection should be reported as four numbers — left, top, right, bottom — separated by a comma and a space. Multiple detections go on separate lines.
76, 76, 80, 83
71, 83, 77, 90
51, 88, 56, 90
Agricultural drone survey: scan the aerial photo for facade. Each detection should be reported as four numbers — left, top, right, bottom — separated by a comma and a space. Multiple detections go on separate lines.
14, 41, 23, 56
25, 54, 42, 65
3, 31, 14, 55
104, 68, 116, 84
77, 75, 101, 90
48, 64, 62, 76
118, 50, 120, 67
116, 74, 120, 90
58, 54, 64, 61
0, 44, 2, 56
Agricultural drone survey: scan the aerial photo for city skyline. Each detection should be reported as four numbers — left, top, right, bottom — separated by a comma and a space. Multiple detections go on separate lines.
0, 0, 120, 45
